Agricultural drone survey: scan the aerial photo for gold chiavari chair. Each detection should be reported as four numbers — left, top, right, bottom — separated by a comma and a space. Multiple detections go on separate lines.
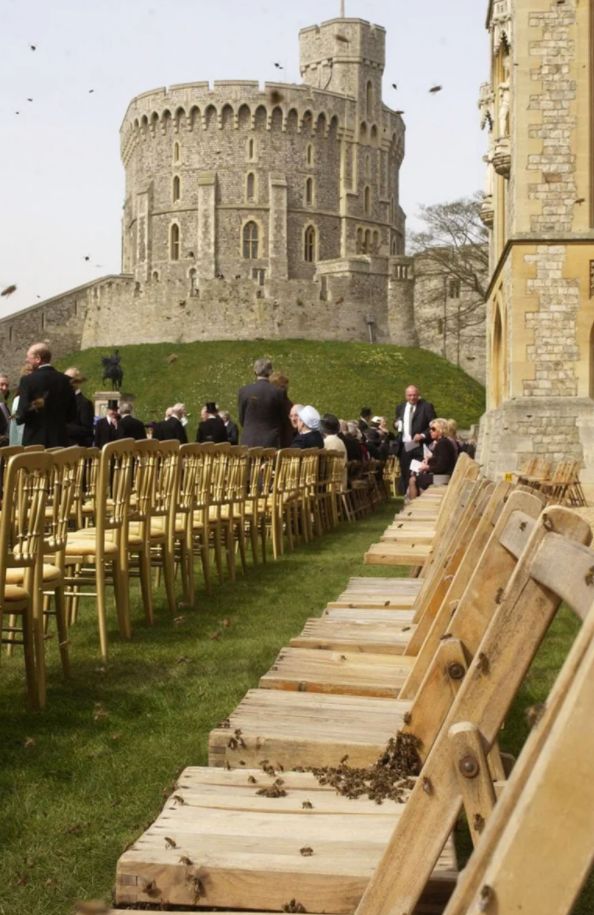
63, 439, 135, 659
244, 447, 275, 564
125, 439, 159, 625
0, 451, 52, 708
269, 448, 302, 559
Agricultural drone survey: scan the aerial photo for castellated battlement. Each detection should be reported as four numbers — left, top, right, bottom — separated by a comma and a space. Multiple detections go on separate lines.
5, 16, 472, 385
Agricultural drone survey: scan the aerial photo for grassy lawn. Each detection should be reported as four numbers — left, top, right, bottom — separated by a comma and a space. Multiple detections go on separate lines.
55, 339, 485, 431
0, 498, 591, 914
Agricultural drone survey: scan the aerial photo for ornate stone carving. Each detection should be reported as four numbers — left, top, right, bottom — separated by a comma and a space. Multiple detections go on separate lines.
478, 82, 495, 132
493, 137, 511, 178
491, 0, 512, 54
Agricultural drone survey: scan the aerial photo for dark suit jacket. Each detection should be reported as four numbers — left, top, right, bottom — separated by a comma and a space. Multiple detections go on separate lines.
0, 400, 10, 446
197, 416, 228, 443
94, 417, 121, 448
16, 365, 77, 448
225, 420, 239, 445
393, 399, 436, 457
238, 379, 286, 447
293, 429, 324, 450
153, 416, 187, 444
67, 392, 95, 446
119, 414, 147, 440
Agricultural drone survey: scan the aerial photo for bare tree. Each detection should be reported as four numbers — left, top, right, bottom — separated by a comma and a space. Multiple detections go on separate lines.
408, 193, 489, 367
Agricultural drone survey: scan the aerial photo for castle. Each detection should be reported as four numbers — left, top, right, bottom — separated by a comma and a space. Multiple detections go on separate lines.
0, 15, 485, 384
477, 0, 594, 494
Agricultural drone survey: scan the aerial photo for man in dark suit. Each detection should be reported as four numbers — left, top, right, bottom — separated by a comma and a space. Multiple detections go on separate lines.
94, 399, 122, 448
16, 343, 76, 447
153, 404, 188, 444
119, 401, 147, 440
237, 358, 286, 447
64, 367, 95, 446
0, 373, 11, 446
393, 385, 436, 494
219, 410, 239, 445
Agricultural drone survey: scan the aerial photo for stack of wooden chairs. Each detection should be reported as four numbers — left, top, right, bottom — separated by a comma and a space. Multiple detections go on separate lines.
513, 455, 586, 506
104, 453, 594, 915
0, 440, 387, 708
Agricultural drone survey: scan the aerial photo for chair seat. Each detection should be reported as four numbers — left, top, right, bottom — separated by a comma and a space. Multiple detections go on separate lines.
7, 564, 62, 584
65, 536, 119, 557
3, 583, 30, 602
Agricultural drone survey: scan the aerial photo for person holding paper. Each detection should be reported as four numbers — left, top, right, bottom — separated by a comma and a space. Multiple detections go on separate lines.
393, 385, 436, 494
407, 417, 458, 500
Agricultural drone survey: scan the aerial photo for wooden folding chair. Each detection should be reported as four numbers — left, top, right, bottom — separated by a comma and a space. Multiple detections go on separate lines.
207, 488, 540, 769
113, 504, 591, 913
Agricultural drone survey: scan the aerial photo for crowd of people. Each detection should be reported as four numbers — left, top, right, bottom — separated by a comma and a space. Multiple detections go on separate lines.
0, 347, 474, 500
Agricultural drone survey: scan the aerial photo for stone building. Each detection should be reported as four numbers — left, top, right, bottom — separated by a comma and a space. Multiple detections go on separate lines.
477, 0, 594, 493
0, 14, 486, 384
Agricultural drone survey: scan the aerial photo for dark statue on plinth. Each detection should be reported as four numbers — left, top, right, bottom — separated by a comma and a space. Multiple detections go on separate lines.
101, 349, 123, 390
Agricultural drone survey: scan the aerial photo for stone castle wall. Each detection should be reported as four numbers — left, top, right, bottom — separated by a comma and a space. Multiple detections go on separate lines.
0, 16, 487, 386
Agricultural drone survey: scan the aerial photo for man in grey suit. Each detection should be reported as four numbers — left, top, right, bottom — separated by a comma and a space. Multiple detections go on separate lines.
238, 358, 286, 447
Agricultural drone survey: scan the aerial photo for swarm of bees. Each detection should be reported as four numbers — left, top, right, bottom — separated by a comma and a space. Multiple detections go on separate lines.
307, 731, 422, 804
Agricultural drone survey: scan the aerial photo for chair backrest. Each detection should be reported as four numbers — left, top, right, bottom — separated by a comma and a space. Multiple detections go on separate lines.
95, 439, 135, 537
131, 439, 160, 525
441, 532, 594, 914
0, 452, 52, 601
45, 446, 86, 555
354, 504, 592, 915
273, 449, 302, 501
152, 441, 180, 532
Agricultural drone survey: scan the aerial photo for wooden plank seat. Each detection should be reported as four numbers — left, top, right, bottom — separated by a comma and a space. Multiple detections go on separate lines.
115, 768, 457, 913
115, 505, 591, 915
208, 489, 540, 769
293, 482, 513, 654
364, 470, 482, 567
264, 483, 514, 689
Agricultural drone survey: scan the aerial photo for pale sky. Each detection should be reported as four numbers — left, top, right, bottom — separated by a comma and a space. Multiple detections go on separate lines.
0, 0, 489, 317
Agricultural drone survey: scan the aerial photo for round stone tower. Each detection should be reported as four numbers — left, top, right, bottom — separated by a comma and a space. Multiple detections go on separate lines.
119, 16, 405, 302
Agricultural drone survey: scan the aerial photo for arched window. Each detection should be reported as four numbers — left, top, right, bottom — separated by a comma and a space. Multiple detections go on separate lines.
373, 230, 379, 253
246, 172, 256, 201
152, 270, 160, 282
306, 143, 314, 166
365, 154, 371, 178
356, 227, 363, 253
172, 175, 180, 202
173, 141, 180, 164
364, 185, 371, 215
304, 225, 316, 263
170, 223, 180, 261
243, 221, 259, 259
189, 267, 197, 295
366, 81, 373, 118
364, 229, 371, 252
305, 177, 314, 205
247, 137, 256, 160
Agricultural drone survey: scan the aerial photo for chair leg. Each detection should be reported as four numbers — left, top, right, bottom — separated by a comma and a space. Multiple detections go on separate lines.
96, 562, 109, 660
21, 608, 40, 710
198, 532, 211, 593
53, 586, 71, 679
180, 540, 195, 607
138, 547, 154, 625
161, 544, 177, 614
225, 522, 236, 582
113, 557, 132, 640
32, 594, 46, 711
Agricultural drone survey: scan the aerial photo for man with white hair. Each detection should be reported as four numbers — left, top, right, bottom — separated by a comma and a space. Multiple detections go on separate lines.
153, 403, 188, 443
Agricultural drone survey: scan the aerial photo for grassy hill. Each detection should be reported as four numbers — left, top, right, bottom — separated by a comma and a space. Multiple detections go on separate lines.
56, 340, 485, 430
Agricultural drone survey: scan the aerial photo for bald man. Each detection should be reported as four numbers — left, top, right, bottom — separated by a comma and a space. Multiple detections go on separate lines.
16, 342, 76, 447
393, 384, 436, 495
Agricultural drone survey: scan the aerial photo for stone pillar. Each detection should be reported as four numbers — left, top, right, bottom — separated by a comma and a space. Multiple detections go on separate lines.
197, 171, 216, 278
387, 256, 419, 346
268, 174, 288, 279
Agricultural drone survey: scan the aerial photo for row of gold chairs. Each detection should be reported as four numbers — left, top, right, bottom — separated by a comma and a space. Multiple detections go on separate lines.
0, 441, 389, 707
